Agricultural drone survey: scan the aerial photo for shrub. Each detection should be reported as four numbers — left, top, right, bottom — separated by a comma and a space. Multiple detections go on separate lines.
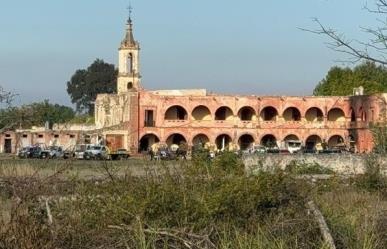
212, 151, 245, 175
354, 154, 386, 192
285, 160, 334, 175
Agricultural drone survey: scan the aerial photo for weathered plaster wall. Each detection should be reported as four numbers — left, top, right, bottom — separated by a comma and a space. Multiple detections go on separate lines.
244, 154, 387, 175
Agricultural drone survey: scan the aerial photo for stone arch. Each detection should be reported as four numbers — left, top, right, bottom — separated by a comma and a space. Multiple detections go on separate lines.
238, 134, 255, 150
284, 134, 300, 141
215, 134, 232, 151
139, 134, 160, 152
260, 134, 277, 148
165, 105, 188, 120
215, 106, 234, 121
305, 135, 322, 150
283, 107, 301, 121
327, 108, 345, 122
192, 105, 211, 121
166, 133, 187, 146
238, 106, 256, 121
305, 107, 324, 122
260, 106, 278, 121
192, 134, 210, 147
328, 135, 345, 148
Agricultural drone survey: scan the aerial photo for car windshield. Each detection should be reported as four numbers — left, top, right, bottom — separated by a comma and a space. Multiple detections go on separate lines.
92, 146, 101, 150
288, 142, 301, 147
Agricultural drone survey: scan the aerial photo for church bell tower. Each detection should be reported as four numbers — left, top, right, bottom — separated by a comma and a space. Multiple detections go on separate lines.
117, 7, 141, 93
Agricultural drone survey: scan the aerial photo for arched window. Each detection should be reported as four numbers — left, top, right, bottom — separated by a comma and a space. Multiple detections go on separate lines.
192, 106, 211, 121
328, 135, 345, 148
350, 108, 356, 122
238, 134, 255, 150
284, 134, 299, 141
127, 82, 133, 90
260, 106, 278, 121
283, 107, 301, 121
139, 134, 160, 152
305, 107, 324, 122
165, 106, 188, 120
238, 106, 256, 121
166, 133, 187, 146
127, 53, 133, 73
305, 135, 322, 150
260, 134, 277, 148
192, 134, 210, 148
215, 106, 234, 121
327, 108, 345, 122
215, 134, 232, 151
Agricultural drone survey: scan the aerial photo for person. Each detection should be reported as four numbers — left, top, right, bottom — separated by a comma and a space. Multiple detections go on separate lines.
178, 141, 188, 160
148, 146, 154, 160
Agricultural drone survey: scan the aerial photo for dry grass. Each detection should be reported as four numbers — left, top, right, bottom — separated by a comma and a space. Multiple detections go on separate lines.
315, 187, 386, 249
0, 153, 386, 249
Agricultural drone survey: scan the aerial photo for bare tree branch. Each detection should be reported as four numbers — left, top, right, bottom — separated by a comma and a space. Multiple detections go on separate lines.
301, 1, 387, 65
301, 18, 387, 65
0, 86, 16, 107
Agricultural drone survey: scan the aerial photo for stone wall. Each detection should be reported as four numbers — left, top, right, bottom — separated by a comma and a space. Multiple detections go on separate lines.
244, 154, 387, 175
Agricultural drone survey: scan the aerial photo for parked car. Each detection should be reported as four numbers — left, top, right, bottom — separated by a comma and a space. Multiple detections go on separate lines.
73, 144, 89, 159
285, 140, 302, 154
48, 146, 64, 159
266, 147, 280, 153
18, 146, 35, 159
18, 146, 49, 159
251, 145, 267, 154
83, 145, 109, 160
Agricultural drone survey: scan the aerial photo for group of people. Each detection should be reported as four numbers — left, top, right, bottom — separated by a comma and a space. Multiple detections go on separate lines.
147, 141, 188, 160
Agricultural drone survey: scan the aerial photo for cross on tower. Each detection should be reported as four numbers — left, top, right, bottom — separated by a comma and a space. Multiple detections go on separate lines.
127, 4, 133, 23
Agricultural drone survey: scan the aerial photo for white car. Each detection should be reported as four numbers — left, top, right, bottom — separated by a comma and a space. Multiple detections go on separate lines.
83, 145, 109, 160
74, 144, 89, 159
285, 140, 302, 154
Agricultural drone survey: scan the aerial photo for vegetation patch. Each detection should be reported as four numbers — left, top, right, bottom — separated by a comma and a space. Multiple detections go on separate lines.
285, 160, 335, 175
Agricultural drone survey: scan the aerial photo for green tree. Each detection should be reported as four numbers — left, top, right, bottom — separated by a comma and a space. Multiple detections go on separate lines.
0, 100, 75, 130
67, 59, 117, 115
314, 61, 387, 96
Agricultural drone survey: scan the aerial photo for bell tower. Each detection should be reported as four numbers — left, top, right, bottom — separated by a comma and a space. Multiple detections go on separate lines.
117, 6, 141, 93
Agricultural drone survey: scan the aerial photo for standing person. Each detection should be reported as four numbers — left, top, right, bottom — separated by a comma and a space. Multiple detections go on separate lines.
148, 146, 154, 161
179, 141, 188, 160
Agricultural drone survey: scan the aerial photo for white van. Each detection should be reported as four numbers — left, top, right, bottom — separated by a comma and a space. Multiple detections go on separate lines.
285, 140, 302, 154
74, 144, 89, 159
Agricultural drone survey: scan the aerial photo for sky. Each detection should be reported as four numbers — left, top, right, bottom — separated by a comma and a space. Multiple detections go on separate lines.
0, 0, 381, 106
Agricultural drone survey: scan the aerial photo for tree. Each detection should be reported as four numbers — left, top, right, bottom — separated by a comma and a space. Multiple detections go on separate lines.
0, 100, 75, 131
0, 86, 15, 108
67, 59, 117, 115
314, 61, 387, 96
305, 0, 387, 65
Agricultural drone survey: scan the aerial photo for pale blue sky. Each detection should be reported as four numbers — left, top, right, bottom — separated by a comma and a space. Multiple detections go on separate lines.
0, 0, 380, 106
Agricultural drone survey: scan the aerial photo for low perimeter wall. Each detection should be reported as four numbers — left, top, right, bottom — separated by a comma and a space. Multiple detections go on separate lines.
244, 154, 387, 175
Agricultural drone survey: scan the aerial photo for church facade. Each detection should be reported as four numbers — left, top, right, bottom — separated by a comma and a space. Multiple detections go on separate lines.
94, 17, 387, 154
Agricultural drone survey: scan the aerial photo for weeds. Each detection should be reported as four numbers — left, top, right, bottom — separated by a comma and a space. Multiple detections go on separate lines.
285, 160, 334, 175
0, 155, 386, 248
354, 154, 387, 192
